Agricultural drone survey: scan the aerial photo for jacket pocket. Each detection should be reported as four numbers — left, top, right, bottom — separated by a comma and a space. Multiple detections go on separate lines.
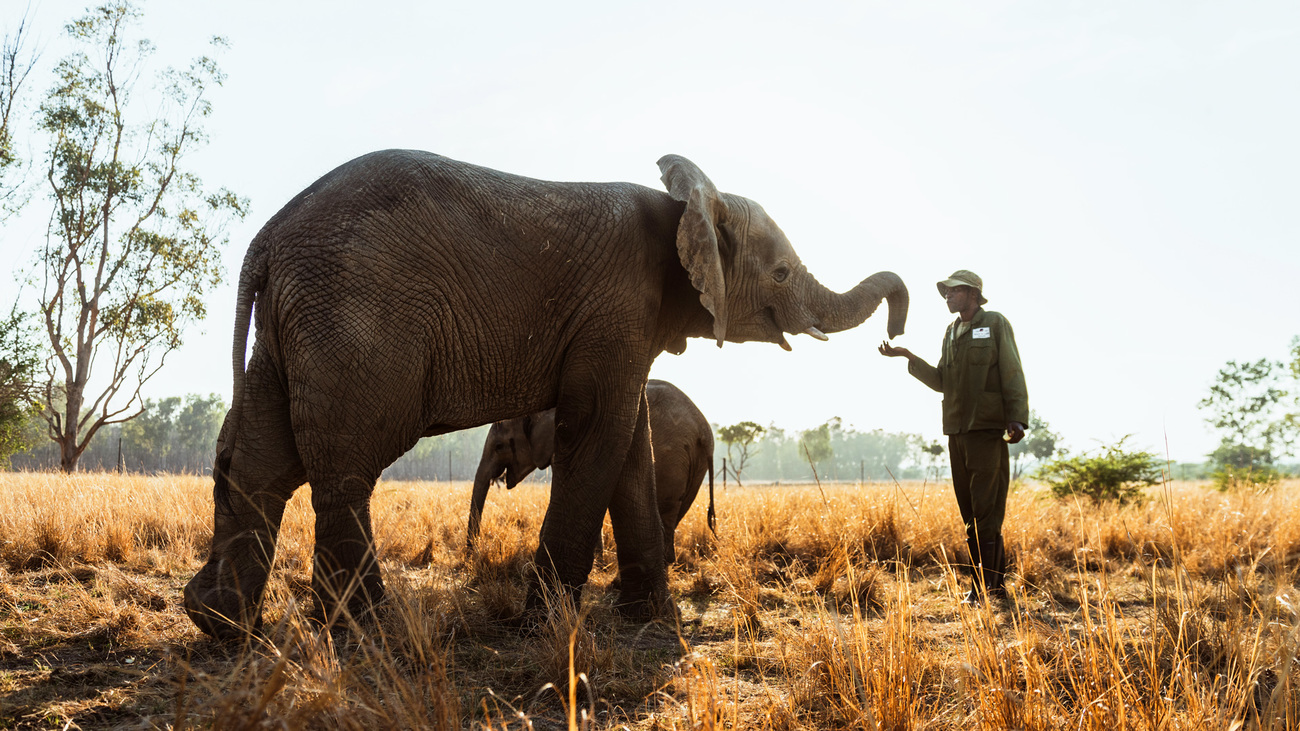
968, 341, 993, 366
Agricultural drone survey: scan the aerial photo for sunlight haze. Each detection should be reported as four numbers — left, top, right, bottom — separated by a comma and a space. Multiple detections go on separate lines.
3, 1, 1297, 463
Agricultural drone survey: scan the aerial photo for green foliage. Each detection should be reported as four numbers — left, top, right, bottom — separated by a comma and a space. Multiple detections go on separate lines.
1211, 465, 1281, 492
702, 421, 929, 482
825, 419, 915, 481
798, 420, 834, 477
915, 438, 946, 481
1036, 437, 1162, 506
1199, 356, 1293, 468
1207, 442, 1281, 492
1009, 411, 1060, 479
1198, 342, 1300, 490
1287, 335, 1300, 444
119, 393, 225, 472
716, 420, 766, 485
20, 1, 247, 471
1, 12, 37, 219
0, 307, 41, 465
1292, 336, 1300, 382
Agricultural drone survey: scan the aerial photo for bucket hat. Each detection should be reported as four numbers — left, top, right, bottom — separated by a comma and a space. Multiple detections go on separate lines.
936, 270, 988, 305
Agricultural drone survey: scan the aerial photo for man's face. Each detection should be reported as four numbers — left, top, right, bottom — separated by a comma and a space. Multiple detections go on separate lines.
945, 285, 976, 314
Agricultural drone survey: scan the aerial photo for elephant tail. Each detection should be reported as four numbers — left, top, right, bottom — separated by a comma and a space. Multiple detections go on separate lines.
213, 241, 270, 515
706, 457, 716, 536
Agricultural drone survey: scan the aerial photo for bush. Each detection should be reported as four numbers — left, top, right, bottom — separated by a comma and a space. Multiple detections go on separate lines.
1208, 442, 1282, 492
1211, 464, 1281, 492
1036, 438, 1162, 505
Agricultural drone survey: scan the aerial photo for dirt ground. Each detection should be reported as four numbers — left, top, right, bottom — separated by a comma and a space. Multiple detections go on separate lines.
0, 560, 1183, 729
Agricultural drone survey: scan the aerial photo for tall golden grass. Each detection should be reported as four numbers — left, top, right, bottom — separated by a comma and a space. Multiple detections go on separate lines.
1, 471, 1298, 729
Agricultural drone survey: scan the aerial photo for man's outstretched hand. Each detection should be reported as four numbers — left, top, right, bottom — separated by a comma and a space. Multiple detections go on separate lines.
879, 341, 914, 359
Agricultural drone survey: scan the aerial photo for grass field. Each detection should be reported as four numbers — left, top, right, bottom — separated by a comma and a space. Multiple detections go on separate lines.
1, 471, 1298, 729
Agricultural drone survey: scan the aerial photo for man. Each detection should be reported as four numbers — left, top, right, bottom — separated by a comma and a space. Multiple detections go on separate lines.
879, 270, 1028, 604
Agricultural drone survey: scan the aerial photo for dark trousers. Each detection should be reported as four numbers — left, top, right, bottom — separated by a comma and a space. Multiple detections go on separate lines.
948, 429, 1010, 592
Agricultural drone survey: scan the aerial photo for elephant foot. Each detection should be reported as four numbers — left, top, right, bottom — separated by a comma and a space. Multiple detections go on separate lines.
523, 578, 583, 615
183, 560, 263, 640
508, 574, 586, 634
311, 572, 387, 631
610, 561, 673, 623
611, 570, 676, 623
613, 589, 678, 623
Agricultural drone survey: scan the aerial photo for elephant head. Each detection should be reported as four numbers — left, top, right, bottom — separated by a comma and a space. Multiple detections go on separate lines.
658, 155, 908, 349
467, 409, 556, 549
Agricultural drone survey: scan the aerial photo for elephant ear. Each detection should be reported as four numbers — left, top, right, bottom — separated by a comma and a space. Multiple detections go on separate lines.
657, 154, 728, 347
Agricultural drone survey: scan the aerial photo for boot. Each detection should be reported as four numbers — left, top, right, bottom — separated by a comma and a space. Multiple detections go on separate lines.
961, 535, 982, 605
978, 536, 1008, 602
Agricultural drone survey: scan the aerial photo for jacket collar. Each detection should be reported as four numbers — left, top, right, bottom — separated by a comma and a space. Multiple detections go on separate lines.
952, 307, 987, 329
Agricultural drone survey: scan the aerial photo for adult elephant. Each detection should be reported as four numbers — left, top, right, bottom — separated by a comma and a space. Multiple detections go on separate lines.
182, 150, 908, 638
467, 379, 716, 562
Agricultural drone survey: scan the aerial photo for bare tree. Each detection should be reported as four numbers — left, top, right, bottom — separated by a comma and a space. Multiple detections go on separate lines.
33, 1, 246, 472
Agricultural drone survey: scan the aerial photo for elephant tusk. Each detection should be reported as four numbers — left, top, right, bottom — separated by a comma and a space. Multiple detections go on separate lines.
779, 334, 792, 351
805, 326, 829, 341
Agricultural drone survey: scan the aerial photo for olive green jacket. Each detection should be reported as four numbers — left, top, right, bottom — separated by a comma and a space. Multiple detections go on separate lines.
908, 308, 1029, 435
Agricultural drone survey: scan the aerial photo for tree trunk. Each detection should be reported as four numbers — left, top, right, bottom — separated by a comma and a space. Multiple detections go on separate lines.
58, 432, 81, 473
57, 374, 87, 473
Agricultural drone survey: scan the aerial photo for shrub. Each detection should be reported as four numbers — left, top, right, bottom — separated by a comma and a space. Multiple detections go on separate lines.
1211, 464, 1282, 492
1208, 442, 1282, 492
1036, 437, 1162, 505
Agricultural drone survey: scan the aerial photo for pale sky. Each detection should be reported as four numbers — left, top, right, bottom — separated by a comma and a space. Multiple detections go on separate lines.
3, 1, 1298, 462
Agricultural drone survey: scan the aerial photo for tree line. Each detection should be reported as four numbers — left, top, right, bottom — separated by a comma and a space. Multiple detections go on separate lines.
5, 374, 1297, 483
5, 395, 498, 480
1, 4, 1296, 484
3, 396, 946, 483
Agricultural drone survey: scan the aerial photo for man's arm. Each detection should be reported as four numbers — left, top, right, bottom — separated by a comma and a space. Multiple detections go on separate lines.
995, 318, 1029, 441
879, 341, 943, 392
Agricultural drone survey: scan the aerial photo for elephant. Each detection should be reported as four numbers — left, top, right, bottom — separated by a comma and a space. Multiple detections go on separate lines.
182, 149, 908, 638
467, 379, 716, 562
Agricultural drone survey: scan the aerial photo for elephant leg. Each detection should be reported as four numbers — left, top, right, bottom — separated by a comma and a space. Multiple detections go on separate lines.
309, 473, 386, 624
608, 391, 673, 620
526, 370, 645, 615
184, 347, 306, 639
283, 334, 429, 625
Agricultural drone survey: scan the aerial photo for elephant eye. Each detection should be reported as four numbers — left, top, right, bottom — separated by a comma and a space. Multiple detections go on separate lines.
772, 265, 790, 283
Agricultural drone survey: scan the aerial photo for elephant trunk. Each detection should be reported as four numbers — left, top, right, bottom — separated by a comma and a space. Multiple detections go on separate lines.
467, 456, 500, 550
806, 270, 909, 339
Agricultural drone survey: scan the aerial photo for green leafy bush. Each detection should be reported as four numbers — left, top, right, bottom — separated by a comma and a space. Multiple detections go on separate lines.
1207, 442, 1282, 491
1212, 465, 1282, 492
1036, 438, 1162, 505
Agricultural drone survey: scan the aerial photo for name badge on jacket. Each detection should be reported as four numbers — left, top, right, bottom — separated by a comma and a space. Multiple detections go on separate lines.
973, 327, 991, 339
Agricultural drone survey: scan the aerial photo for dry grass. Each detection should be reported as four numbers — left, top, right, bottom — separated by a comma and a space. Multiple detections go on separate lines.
1, 471, 1298, 729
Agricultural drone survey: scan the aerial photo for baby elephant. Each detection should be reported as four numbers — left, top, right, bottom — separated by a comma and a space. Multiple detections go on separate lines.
468, 380, 715, 561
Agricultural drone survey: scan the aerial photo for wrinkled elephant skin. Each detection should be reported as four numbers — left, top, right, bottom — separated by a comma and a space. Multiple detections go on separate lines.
183, 150, 908, 637
468, 379, 716, 563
